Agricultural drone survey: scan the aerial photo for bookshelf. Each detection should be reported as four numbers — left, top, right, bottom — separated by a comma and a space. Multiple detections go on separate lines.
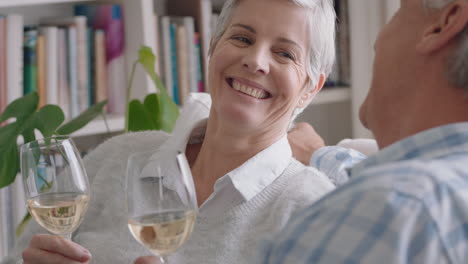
0, 0, 398, 142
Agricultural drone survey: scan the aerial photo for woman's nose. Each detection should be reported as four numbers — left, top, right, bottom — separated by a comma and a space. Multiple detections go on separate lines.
241, 47, 270, 75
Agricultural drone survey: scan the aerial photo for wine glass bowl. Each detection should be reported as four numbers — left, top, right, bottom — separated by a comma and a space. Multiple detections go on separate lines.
126, 150, 197, 263
20, 136, 90, 239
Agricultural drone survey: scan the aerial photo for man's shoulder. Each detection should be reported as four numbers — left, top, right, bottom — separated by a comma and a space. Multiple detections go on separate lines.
351, 159, 466, 201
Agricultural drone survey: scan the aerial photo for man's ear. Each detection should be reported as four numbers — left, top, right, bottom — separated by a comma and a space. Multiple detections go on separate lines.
298, 74, 326, 108
417, 0, 468, 54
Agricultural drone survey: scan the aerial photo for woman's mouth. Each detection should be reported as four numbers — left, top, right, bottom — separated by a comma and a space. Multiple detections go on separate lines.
226, 78, 271, 99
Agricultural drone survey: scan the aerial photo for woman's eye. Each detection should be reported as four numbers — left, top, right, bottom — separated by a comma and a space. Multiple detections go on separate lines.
232, 36, 252, 45
278, 51, 295, 60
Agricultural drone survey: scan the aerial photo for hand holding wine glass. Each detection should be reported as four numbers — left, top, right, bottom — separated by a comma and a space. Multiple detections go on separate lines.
127, 149, 198, 264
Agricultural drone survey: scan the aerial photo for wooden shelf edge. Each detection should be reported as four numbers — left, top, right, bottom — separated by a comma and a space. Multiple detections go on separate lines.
312, 86, 351, 105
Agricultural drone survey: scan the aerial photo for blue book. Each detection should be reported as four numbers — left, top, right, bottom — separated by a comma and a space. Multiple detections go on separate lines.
170, 23, 179, 105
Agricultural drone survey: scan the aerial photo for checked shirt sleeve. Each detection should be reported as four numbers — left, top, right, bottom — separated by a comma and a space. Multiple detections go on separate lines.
310, 146, 367, 186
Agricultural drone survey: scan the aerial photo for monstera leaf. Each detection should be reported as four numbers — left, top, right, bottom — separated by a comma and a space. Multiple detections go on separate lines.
0, 92, 107, 188
125, 46, 179, 133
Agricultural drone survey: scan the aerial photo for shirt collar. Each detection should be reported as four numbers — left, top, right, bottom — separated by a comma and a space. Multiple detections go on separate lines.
227, 135, 292, 201
351, 122, 468, 177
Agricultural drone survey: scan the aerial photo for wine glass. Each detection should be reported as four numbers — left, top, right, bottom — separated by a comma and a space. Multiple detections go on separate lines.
126, 149, 198, 263
20, 136, 90, 240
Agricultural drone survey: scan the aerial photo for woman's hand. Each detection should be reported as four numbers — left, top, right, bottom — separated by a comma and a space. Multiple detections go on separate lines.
288, 122, 325, 165
22, 234, 91, 264
134, 256, 161, 264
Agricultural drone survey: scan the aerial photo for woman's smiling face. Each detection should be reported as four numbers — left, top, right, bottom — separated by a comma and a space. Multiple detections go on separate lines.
208, 0, 313, 134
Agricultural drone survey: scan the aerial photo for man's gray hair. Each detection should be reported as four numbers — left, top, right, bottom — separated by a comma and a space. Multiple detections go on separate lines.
209, 0, 336, 90
423, 0, 468, 90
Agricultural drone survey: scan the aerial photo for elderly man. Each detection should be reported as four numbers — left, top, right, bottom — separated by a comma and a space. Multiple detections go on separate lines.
262, 0, 468, 263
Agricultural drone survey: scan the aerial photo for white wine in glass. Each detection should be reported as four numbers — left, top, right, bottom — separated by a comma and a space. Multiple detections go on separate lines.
127, 150, 198, 263
21, 136, 90, 240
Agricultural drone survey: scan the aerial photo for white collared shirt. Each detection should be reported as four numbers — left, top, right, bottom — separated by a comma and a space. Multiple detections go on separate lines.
149, 93, 293, 218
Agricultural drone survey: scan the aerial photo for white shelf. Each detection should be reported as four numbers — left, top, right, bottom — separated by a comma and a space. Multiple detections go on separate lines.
0, 0, 94, 8
71, 115, 125, 137
312, 86, 351, 105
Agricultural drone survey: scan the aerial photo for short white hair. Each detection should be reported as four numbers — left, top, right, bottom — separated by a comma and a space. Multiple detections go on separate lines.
423, 0, 468, 90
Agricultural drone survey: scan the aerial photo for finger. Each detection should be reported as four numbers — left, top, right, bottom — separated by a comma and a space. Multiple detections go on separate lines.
22, 247, 87, 264
29, 234, 91, 262
134, 256, 161, 264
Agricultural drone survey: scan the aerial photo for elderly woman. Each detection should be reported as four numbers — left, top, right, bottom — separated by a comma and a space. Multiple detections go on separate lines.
7, 0, 337, 263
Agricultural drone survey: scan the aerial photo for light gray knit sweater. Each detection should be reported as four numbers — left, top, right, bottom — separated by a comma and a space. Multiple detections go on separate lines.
4, 131, 334, 264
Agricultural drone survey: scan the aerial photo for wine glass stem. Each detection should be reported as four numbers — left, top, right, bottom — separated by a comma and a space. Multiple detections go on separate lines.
159, 256, 169, 263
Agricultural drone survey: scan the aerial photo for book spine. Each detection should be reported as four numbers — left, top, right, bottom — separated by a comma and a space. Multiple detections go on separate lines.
23, 27, 38, 96
176, 24, 189, 105
57, 28, 70, 118
66, 26, 80, 117
182, 17, 197, 93
87, 27, 94, 106
6, 14, 24, 104
161, 16, 173, 99
0, 16, 6, 117
194, 33, 204, 93
75, 16, 89, 112
170, 23, 179, 105
36, 34, 46, 108
94, 30, 107, 106
42, 26, 59, 105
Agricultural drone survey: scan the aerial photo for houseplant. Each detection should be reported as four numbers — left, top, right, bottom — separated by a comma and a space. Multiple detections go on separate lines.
0, 45, 179, 235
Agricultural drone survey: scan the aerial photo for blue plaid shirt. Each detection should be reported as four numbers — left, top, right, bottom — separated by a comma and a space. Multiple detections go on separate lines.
260, 123, 468, 264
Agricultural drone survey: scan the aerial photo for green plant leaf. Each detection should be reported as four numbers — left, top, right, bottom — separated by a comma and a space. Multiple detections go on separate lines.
0, 143, 19, 188
56, 100, 107, 135
144, 93, 162, 128
159, 93, 179, 132
128, 97, 159, 132
0, 92, 38, 123
34, 105, 65, 138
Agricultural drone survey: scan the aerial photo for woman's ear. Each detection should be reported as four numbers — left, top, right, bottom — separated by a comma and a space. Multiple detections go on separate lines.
417, 0, 468, 54
297, 74, 326, 108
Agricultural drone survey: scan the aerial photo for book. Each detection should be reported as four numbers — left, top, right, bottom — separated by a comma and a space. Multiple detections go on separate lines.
6, 14, 24, 104
337, 0, 350, 86
66, 26, 80, 117
160, 16, 174, 100
23, 26, 38, 95
41, 26, 59, 105
194, 33, 204, 93
41, 16, 89, 112
74, 4, 126, 114
0, 16, 7, 117
57, 28, 70, 118
36, 34, 46, 108
94, 30, 107, 107
170, 23, 179, 105
176, 24, 189, 105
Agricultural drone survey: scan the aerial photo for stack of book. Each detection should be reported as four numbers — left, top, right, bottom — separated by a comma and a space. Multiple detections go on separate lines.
0, 4, 126, 119
156, 15, 204, 106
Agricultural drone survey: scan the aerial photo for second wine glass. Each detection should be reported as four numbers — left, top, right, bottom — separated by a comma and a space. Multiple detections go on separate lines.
126, 149, 198, 263
20, 136, 90, 240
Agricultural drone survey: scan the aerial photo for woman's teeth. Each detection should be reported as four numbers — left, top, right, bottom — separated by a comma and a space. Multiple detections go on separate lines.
232, 81, 268, 99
